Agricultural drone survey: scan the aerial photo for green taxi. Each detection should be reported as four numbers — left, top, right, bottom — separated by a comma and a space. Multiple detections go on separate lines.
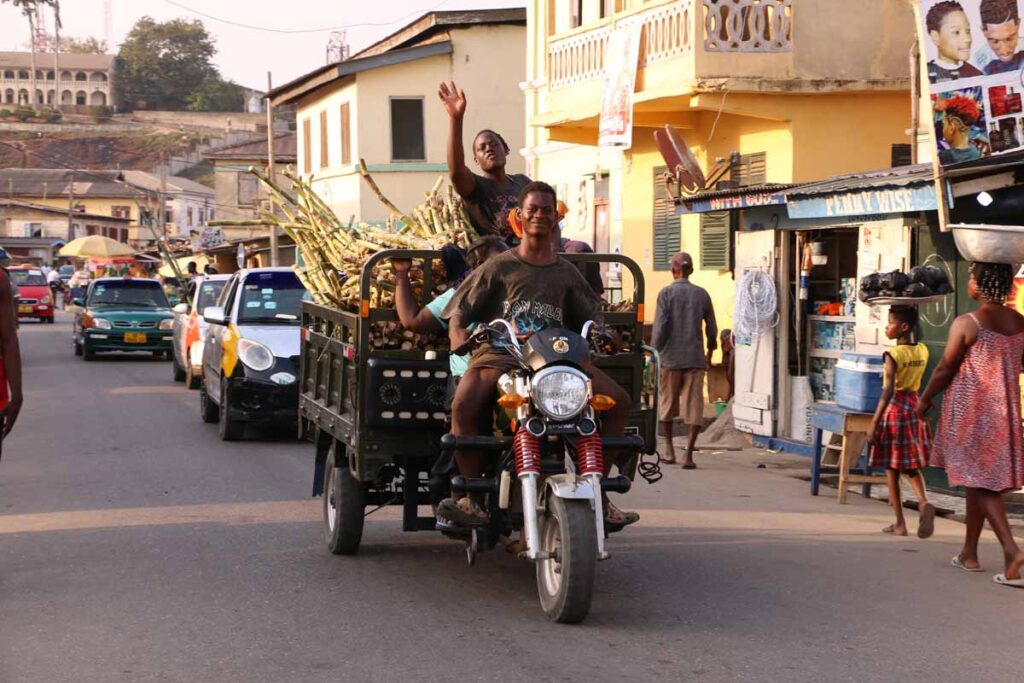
73, 277, 175, 361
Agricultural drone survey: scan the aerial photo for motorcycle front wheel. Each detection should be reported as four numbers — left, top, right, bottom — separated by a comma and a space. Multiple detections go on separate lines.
536, 495, 597, 623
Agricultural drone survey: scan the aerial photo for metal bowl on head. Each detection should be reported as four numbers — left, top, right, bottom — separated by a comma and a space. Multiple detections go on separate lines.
951, 224, 1024, 264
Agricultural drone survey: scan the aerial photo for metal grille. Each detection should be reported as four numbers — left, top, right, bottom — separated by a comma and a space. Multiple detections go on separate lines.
137, 321, 156, 329
113, 320, 132, 328
18, 298, 38, 305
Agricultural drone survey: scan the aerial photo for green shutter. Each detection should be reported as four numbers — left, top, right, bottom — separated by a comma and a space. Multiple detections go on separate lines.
700, 211, 731, 271
652, 166, 680, 272
735, 152, 766, 186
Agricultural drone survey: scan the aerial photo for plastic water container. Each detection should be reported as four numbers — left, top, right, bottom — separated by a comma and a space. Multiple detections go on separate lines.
835, 353, 884, 412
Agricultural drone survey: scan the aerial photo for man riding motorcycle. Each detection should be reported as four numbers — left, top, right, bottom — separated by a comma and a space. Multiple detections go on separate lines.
439, 181, 637, 528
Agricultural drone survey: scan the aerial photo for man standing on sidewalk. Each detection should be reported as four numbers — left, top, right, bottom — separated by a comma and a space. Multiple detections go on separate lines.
652, 252, 717, 469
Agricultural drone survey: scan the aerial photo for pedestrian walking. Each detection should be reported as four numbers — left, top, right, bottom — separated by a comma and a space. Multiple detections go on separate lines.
918, 262, 1024, 587
868, 306, 935, 538
0, 266, 23, 460
652, 252, 717, 469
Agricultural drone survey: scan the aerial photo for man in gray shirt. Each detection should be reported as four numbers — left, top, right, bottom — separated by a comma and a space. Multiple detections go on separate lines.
652, 252, 717, 469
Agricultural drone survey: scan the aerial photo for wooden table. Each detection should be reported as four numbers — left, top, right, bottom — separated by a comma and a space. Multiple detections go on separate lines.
809, 402, 887, 503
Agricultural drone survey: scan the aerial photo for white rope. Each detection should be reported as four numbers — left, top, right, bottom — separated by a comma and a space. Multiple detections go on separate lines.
733, 269, 779, 339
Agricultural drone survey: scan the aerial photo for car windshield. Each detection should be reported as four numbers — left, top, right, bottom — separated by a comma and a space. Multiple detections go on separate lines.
89, 280, 170, 308
237, 271, 305, 324
196, 279, 227, 311
10, 271, 46, 286
58, 265, 74, 276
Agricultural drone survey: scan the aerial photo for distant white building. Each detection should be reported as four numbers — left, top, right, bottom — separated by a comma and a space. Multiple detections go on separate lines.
0, 51, 115, 108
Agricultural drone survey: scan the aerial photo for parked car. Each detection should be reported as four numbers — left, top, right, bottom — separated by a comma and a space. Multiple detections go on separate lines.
199, 268, 305, 441
72, 277, 175, 361
8, 266, 55, 323
171, 274, 230, 389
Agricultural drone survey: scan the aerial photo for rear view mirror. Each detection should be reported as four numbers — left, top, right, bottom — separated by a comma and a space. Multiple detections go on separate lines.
72, 298, 85, 307
203, 306, 226, 325
172, 303, 189, 315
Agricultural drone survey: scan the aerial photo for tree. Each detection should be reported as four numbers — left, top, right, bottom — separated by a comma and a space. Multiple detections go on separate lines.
187, 76, 245, 113
115, 17, 220, 111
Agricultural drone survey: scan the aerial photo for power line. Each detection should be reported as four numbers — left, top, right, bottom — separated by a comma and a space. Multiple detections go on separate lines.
161, 0, 453, 35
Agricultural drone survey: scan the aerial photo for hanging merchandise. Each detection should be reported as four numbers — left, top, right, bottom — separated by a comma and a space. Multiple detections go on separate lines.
858, 266, 953, 306
734, 269, 780, 339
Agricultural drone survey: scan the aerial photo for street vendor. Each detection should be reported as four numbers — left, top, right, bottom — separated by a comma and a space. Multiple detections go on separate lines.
438, 81, 531, 243
439, 181, 636, 528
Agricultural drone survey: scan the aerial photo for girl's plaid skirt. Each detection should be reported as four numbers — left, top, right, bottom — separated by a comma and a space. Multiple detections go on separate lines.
869, 391, 931, 470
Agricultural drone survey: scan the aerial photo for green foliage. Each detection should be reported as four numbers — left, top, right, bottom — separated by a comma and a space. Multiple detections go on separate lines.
29, 34, 108, 54
0, 109, 11, 118
187, 76, 245, 113
115, 16, 227, 112
90, 105, 111, 123
41, 108, 61, 123
13, 106, 34, 121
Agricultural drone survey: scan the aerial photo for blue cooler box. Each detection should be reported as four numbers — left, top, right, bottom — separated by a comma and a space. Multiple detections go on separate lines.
835, 353, 884, 412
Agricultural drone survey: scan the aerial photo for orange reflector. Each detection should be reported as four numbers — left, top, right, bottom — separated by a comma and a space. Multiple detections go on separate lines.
636, 303, 645, 322
497, 393, 527, 409
590, 394, 617, 411
360, 300, 370, 318
510, 419, 517, 432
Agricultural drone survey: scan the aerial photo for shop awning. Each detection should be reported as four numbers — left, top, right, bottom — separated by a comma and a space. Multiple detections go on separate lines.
676, 183, 793, 214
784, 164, 939, 219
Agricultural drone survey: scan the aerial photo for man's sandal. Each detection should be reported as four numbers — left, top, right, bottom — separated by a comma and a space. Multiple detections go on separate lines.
604, 502, 640, 532
437, 497, 489, 527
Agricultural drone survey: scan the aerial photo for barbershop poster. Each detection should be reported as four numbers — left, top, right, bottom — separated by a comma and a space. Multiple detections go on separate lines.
598, 21, 642, 149
918, 0, 1024, 166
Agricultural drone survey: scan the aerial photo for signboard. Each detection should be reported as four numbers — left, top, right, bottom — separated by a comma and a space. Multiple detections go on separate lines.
598, 21, 642, 149
192, 226, 225, 252
786, 185, 939, 219
917, 0, 1024, 166
679, 190, 788, 214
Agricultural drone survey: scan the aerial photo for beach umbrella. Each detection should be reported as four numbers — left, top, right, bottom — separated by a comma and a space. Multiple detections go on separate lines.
59, 235, 135, 259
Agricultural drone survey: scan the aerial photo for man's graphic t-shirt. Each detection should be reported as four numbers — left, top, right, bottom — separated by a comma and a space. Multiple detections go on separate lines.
441, 250, 601, 365
984, 52, 1024, 75
465, 173, 531, 242
927, 59, 983, 83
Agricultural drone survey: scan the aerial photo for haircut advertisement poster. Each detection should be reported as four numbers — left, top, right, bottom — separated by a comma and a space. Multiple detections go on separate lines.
598, 21, 642, 149
917, 0, 1024, 166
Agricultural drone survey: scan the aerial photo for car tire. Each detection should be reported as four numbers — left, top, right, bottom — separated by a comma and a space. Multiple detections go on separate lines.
218, 381, 244, 441
73, 340, 82, 356
172, 351, 186, 382
83, 346, 95, 361
199, 380, 219, 423
185, 362, 200, 390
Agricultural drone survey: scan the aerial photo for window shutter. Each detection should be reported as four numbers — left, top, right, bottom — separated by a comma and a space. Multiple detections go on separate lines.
735, 152, 766, 186
302, 118, 311, 175
700, 211, 731, 271
891, 143, 912, 167
340, 102, 351, 166
319, 110, 329, 169
652, 165, 680, 272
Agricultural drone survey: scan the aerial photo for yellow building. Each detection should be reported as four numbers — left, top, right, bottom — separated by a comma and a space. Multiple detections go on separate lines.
268, 9, 526, 223
525, 0, 917, 338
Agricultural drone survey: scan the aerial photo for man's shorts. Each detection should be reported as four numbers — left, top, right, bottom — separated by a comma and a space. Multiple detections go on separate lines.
658, 367, 705, 426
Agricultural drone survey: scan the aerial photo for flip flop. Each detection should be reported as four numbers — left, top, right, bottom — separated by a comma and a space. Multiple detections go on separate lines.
993, 573, 1024, 588
659, 456, 677, 465
882, 524, 908, 536
681, 462, 697, 470
437, 498, 488, 528
951, 555, 984, 573
604, 503, 640, 531
917, 503, 936, 539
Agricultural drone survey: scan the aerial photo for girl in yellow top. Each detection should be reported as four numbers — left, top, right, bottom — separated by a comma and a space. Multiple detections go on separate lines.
869, 306, 936, 538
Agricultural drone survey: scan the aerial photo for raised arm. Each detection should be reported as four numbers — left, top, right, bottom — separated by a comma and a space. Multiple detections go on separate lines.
391, 258, 443, 334
438, 81, 476, 198
0, 270, 23, 437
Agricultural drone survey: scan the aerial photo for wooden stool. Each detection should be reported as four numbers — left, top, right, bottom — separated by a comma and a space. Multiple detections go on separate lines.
810, 403, 888, 503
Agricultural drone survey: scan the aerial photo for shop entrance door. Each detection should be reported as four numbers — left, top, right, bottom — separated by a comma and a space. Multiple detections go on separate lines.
733, 229, 777, 436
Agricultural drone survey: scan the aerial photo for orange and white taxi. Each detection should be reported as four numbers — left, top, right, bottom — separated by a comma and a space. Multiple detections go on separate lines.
171, 274, 230, 388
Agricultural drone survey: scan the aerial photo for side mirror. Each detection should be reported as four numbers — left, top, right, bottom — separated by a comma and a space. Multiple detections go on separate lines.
73, 298, 85, 307
203, 306, 226, 325
172, 303, 189, 315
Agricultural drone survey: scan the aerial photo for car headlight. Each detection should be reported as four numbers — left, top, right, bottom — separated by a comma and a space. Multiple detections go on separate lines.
92, 318, 112, 330
158, 318, 175, 330
41, 295, 50, 304
237, 338, 274, 372
531, 367, 589, 420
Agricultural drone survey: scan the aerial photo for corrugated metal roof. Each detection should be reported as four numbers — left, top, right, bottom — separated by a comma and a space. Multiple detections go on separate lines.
0, 198, 132, 222
681, 183, 794, 203
203, 133, 298, 162
785, 163, 934, 197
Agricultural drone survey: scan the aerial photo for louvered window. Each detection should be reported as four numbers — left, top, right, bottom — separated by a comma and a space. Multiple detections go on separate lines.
652, 166, 680, 272
700, 211, 731, 271
734, 152, 766, 186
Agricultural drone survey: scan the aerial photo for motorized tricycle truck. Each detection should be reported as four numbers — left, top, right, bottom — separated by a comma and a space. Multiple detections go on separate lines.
300, 249, 659, 623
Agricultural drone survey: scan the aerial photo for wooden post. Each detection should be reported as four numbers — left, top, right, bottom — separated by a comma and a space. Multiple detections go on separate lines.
159, 151, 168, 239
266, 71, 279, 267
67, 171, 74, 241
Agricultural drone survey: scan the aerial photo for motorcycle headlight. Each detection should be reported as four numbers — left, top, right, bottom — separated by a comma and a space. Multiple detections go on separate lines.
237, 338, 274, 372
92, 318, 112, 330
158, 318, 175, 330
531, 367, 589, 420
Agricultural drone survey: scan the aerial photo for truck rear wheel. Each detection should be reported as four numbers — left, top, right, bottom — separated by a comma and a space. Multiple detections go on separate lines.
324, 443, 365, 555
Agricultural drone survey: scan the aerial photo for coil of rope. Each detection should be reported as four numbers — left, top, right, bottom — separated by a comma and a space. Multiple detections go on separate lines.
733, 269, 780, 339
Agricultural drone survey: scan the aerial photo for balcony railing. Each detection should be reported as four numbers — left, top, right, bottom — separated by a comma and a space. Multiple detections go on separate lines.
547, 0, 792, 89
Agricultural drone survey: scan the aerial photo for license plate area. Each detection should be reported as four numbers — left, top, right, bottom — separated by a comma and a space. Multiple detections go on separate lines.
17, 305, 32, 313
124, 332, 147, 343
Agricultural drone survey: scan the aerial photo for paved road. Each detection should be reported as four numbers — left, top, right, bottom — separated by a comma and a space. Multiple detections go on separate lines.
1, 312, 1022, 683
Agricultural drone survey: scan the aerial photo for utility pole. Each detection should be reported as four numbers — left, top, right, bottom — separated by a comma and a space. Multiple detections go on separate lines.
266, 71, 279, 267
67, 171, 75, 241
159, 151, 168, 239
53, 3, 61, 112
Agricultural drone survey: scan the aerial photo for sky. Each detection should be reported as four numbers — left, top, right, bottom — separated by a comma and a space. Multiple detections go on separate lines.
0, 0, 525, 89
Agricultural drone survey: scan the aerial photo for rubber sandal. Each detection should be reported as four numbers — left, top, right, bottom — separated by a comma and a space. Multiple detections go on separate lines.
993, 573, 1024, 588
659, 456, 677, 464
681, 462, 697, 470
951, 555, 984, 572
604, 502, 639, 530
437, 497, 488, 528
917, 503, 936, 539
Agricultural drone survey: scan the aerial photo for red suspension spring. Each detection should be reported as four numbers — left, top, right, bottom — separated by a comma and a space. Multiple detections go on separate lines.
577, 433, 605, 476
513, 428, 541, 475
